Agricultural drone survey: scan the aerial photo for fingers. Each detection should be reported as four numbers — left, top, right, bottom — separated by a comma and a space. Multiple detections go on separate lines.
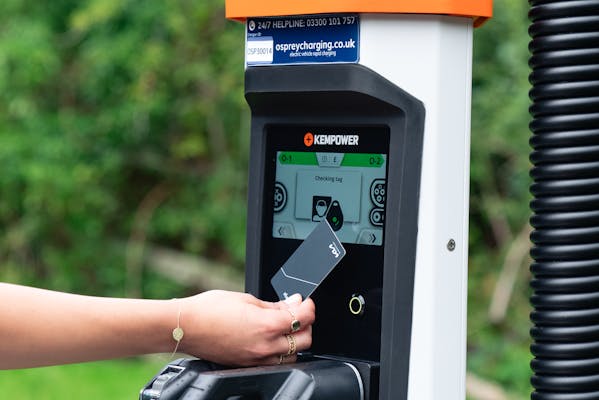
240, 292, 315, 367
279, 297, 315, 334
248, 293, 302, 311
247, 294, 315, 336
258, 327, 312, 366
256, 297, 315, 367
281, 293, 303, 307
298, 327, 313, 352
279, 327, 312, 357
246, 295, 285, 310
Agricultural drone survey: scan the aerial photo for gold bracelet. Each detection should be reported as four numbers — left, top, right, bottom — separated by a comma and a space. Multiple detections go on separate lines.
170, 299, 184, 359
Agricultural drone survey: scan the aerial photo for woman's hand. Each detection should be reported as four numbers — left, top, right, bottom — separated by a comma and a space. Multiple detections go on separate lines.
0, 284, 314, 369
178, 290, 315, 366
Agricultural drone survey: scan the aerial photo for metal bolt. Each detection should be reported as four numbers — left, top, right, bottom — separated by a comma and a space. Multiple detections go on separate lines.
447, 239, 456, 252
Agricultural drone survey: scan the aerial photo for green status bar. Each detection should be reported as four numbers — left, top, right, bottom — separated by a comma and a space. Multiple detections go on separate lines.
278, 152, 385, 168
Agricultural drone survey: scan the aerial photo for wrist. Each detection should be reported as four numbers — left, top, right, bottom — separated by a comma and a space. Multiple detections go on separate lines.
175, 296, 197, 355
170, 298, 185, 355
142, 298, 183, 355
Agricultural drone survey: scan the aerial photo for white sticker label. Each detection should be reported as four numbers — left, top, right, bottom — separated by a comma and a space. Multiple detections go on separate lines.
246, 14, 359, 66
246, 37, 274, 64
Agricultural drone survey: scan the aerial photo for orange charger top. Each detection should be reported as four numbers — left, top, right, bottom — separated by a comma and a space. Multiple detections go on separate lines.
226, 0, 492, 27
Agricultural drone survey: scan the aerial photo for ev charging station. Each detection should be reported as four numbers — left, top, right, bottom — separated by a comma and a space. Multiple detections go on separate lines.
141, 1, 492, 399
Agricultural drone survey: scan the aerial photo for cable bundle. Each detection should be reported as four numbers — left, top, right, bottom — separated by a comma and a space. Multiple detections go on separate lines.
529, 1, 599, 398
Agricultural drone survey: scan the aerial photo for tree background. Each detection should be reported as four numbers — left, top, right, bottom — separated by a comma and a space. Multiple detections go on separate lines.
0, 0, 533, 398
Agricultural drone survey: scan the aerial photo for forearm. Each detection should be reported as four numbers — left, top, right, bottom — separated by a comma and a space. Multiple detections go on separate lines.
0, 285, 317, 369
0, 283, 176, 369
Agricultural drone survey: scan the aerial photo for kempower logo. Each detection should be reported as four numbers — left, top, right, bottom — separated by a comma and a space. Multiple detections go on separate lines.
303, 132, 359, 147
304, 132, 314, 147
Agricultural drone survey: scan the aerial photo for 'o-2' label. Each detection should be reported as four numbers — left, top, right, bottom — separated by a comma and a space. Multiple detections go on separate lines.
246, 14, 360, 66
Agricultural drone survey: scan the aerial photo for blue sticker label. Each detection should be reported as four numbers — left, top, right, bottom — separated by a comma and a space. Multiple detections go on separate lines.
246, 14, 359, 66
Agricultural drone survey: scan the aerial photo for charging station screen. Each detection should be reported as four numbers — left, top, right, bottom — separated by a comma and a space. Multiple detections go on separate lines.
269, 127, 389, 246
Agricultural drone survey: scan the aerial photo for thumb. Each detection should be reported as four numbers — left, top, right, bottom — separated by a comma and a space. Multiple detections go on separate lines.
283, 293, 302, 306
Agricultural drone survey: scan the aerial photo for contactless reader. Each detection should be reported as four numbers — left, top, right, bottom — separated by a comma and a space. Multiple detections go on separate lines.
141, 2, 492, 399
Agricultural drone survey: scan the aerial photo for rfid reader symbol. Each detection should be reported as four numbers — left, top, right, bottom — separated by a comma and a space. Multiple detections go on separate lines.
304, 132, 314, 147
274, 182, 287, 213
326, 201, 344, 232
311, 196, 344, 231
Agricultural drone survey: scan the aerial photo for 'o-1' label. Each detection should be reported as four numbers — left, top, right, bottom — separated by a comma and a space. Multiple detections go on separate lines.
246, 14, 360, 66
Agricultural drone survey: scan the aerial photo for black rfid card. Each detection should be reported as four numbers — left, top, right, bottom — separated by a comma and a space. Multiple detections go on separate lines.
271, 219, 346, 301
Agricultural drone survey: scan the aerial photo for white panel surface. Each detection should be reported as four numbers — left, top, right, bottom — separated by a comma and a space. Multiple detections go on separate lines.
359, 15, 473, 400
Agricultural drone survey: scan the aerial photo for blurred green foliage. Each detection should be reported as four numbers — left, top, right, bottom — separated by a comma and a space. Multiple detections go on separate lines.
469, 0, 532, 397
0, 358, 165, 399
0, 0, 248, 297
0, 0, 533, 397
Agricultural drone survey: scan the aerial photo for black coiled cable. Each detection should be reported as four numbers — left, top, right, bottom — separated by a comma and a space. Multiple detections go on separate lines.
529, 1, 599, 399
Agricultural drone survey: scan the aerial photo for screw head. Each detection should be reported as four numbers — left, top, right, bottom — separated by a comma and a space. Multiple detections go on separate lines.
447, 239, 456, 252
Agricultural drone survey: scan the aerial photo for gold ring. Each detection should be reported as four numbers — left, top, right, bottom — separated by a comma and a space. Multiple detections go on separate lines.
287, 309, 301, 333
285, 334, 297, 356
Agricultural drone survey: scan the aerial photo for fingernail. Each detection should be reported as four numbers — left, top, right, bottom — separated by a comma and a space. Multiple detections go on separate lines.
284, 293, 302, 304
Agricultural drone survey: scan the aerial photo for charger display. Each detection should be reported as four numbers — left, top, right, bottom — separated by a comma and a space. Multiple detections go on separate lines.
269, 126, 389, 246
273, 149, 387, 245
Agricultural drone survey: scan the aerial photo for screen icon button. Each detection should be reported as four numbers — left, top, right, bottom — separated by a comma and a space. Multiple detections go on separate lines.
274, 182, 287, 212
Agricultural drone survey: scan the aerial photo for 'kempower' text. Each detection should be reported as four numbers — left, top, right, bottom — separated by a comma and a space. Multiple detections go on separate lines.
314, 135, 359, 146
